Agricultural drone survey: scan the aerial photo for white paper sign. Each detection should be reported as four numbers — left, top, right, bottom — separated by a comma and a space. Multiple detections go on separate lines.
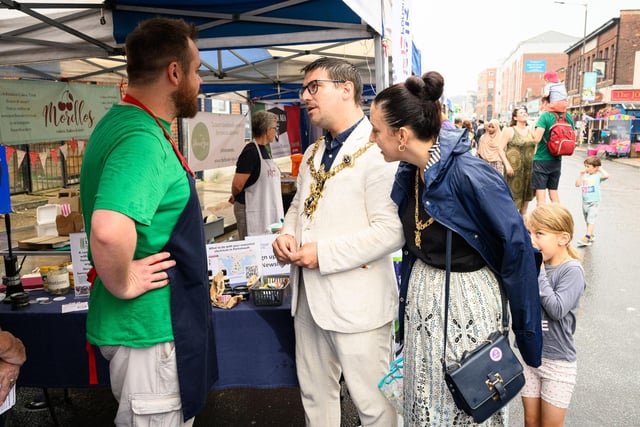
186, 112, 246, 171
61, 301, 89, 313
244, 234, 290, 277
206, 240, 261, 285
69, 232, 92, 298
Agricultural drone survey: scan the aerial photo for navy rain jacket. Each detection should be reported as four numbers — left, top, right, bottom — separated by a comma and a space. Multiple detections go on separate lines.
391, 128, 542, 367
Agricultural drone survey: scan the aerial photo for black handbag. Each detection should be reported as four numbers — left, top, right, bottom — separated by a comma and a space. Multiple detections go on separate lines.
441, 229, 525, 424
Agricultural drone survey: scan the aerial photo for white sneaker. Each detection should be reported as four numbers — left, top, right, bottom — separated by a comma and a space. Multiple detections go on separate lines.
576, 236, 592, 246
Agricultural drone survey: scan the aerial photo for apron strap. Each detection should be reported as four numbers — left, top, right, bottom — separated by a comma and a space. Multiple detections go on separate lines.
122, 94, 194, 177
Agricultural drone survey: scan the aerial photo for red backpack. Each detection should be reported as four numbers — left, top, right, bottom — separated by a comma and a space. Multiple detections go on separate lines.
547, 112, 576, 156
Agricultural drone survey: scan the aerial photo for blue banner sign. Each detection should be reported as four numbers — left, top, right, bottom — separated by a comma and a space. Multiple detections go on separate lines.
525, 60, 547, 73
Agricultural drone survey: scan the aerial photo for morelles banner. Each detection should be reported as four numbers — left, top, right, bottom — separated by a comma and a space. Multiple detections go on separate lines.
0, 80, 120, 145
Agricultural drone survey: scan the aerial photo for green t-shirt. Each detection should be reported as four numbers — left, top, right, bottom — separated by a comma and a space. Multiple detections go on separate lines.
534, 111, 576, 161
81, 104, 190, 347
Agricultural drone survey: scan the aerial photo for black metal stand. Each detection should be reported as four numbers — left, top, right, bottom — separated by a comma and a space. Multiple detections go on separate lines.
3, 214, 23, 297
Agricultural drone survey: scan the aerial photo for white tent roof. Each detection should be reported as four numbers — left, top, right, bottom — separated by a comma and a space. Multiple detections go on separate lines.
0, 0, 391, 99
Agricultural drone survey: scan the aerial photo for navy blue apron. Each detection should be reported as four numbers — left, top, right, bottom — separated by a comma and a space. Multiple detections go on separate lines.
113, 95, 217, 420
163, 173, 218, 421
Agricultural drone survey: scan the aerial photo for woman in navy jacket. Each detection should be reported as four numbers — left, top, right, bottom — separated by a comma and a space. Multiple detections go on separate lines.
369, 71, 542, 426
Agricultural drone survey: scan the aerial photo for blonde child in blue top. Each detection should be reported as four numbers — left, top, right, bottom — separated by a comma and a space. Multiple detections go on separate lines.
522, 203, 586, 427
575, 156, 609, 246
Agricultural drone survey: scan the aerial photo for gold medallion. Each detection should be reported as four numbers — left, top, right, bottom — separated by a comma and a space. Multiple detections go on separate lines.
303, 137, 373, 219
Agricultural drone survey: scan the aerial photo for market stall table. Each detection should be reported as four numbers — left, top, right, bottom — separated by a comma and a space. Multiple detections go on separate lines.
0, 289, 297, 390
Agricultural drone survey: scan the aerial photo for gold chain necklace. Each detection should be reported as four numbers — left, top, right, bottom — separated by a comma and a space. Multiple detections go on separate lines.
414, 168, 434, 248
303, 137, 373, 219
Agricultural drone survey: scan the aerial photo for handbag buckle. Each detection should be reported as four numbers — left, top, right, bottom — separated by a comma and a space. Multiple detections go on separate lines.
485, 372, 504, 399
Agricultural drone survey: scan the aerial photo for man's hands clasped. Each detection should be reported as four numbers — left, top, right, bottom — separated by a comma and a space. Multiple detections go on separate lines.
272, 235, 319, 270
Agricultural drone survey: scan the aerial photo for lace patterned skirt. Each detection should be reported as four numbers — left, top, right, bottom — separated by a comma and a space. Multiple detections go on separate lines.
403, 259, 508, 426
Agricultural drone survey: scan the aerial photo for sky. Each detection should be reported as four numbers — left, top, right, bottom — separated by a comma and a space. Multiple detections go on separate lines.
411, 0, 640, 97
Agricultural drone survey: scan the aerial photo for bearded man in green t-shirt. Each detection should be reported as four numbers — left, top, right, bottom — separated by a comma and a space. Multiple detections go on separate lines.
80, 18, 216, 426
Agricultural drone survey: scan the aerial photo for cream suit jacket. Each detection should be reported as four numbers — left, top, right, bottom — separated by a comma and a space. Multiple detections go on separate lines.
281, 118, 404, 333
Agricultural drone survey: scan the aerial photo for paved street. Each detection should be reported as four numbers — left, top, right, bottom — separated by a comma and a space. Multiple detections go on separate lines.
541, 151, 640, 426
0, 151, 638, 426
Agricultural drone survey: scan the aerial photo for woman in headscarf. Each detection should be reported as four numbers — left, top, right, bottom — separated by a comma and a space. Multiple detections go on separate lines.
477, 118, 509, 175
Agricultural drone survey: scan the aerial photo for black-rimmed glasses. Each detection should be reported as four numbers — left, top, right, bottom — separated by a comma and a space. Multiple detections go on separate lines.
298, 79, 346, 97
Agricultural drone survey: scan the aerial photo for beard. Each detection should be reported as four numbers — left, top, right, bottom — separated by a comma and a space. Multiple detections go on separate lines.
172, 79, 199, 119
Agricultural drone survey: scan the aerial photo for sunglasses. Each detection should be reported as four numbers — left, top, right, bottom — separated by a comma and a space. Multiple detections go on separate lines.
298, 79, 346, 97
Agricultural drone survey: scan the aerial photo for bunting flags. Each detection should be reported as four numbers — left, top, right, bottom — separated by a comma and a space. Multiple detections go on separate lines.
1, 139, 87, 170
15, 150, 26, 169
69, 138, 78, 154
38, 151, 49, 168
5, 146, 15, 163
50, 149, 59, 163
29, 151, 39, 168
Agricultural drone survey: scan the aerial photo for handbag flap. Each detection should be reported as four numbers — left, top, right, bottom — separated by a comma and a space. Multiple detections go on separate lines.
445, 334, 524, 410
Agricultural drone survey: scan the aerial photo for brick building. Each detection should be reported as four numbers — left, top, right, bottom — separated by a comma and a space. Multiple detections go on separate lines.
494, 31, 578, 122
475, 68, 497, 121
563, 9, 640, 144
565, 10, 640, 114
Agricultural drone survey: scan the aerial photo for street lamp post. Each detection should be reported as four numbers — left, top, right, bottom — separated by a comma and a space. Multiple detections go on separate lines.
555, 1, 588, 142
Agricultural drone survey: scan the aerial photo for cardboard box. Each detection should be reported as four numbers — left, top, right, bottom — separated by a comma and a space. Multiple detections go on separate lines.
56, 212, 84, 236
49, 189, 81, 213
630, 143, 640, 159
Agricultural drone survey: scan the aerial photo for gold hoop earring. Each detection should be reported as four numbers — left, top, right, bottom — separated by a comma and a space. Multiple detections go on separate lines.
398, 144, 406, 152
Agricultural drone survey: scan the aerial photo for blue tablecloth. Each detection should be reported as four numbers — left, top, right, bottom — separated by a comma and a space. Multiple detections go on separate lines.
0, 289, 297, 390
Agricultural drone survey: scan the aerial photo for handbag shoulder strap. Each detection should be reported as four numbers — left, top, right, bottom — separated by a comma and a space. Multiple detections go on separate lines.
441, 228, 509, 372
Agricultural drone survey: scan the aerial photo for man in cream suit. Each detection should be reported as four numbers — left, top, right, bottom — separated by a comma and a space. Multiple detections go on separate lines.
273, 57, 404, 426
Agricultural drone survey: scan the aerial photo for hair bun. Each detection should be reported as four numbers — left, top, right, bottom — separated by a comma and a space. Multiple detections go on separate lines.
421, 71, 444, 102
405, 76, 425, 98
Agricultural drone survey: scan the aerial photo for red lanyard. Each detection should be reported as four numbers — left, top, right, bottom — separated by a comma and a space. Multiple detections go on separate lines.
122, 94, 194, 177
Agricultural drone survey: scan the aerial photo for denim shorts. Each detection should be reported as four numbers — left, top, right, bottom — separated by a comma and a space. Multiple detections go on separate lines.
531, 160, 562, 190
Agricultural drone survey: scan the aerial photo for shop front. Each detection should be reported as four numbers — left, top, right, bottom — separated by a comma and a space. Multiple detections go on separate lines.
611, 89, 640, 145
